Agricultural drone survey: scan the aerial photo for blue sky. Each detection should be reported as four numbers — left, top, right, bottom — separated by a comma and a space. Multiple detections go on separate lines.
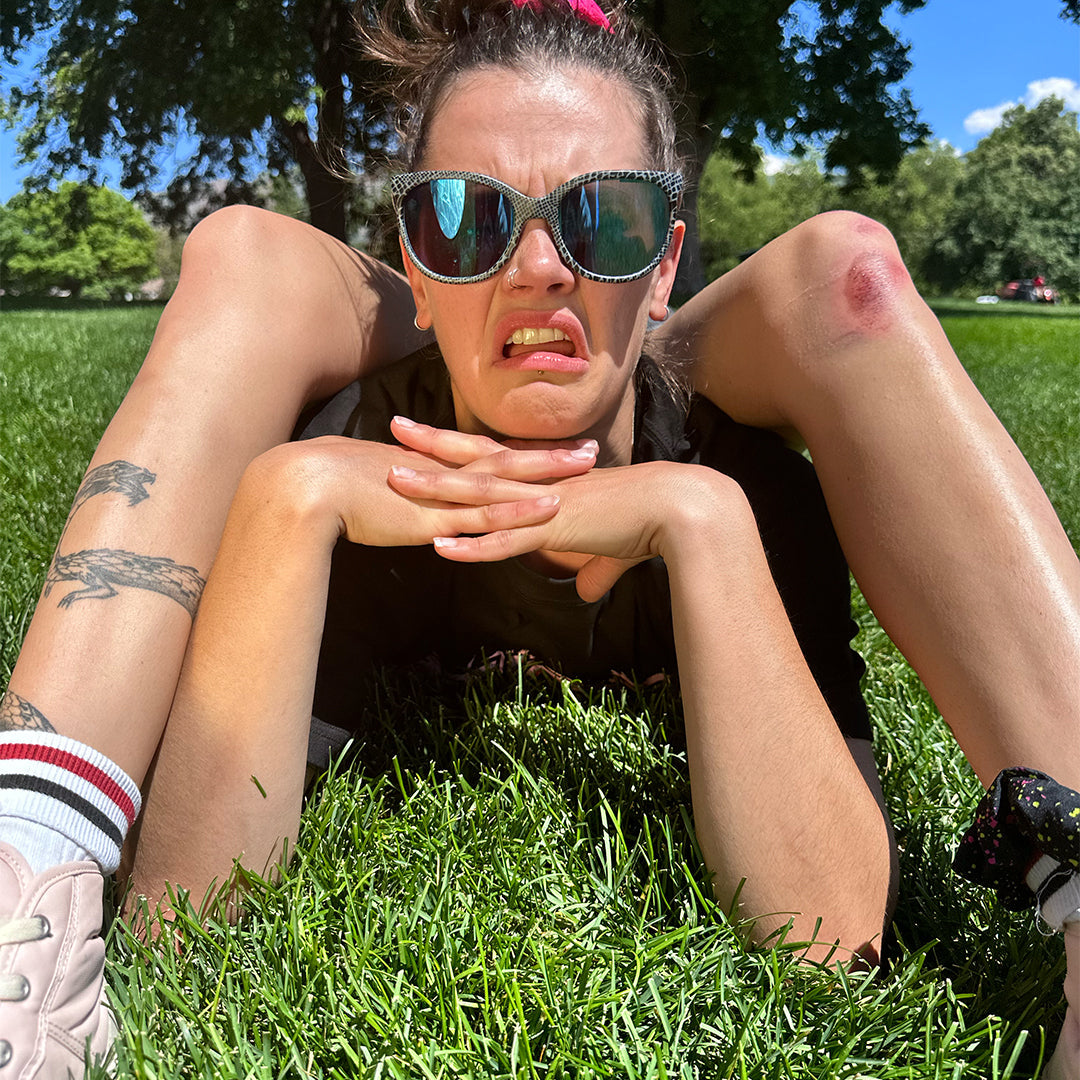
881, 0, 1078, 153
1, 0, 1078, 201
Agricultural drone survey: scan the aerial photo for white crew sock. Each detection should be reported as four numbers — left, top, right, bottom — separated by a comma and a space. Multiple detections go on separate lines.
0, 731, 141, 875
1027, 854, 1080, 932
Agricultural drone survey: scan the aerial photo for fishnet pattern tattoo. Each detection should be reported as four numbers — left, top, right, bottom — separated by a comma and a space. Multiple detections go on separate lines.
0, 690, 56, 733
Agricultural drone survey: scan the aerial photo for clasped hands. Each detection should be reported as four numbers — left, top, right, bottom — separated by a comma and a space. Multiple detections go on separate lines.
272, 414, 736, 602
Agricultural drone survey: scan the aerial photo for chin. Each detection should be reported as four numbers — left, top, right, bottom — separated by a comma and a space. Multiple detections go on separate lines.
491, 397, 603, 444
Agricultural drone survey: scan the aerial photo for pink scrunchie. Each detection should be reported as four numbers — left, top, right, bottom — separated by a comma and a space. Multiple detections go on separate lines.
510, 0, 612, 32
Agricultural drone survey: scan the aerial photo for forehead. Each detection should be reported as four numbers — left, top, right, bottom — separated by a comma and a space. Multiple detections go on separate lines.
421, 65, 650, 187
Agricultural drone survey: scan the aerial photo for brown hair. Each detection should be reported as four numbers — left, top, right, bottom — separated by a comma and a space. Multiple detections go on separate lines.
362, 0, 691, 406
362, 0, 682, 173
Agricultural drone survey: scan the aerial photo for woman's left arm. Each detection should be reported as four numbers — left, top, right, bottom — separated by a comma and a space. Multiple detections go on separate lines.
394, 456, 895, 962
657, 471, 893, 963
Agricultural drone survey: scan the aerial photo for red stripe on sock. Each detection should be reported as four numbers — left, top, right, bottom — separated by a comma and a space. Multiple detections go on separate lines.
0, 744, 137, 826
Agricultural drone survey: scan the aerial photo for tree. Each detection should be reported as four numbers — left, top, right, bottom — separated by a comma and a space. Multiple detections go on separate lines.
698, 153, 835, 280
0, 183, 158, 298
2, 0, 383, 242
4, 0, 929, 273
699, 139, 963, 289
640, 0, 931, 293
842, 141, 963, 291
927, 98, 1080, 300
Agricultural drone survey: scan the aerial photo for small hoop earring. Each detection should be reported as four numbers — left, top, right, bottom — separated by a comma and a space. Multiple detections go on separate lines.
507, 267, 523, 290
656, 306, 669, 323
413, 314, 428, 332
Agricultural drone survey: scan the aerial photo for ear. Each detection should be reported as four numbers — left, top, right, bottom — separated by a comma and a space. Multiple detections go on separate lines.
400, 236, 432, 330
648, 219, 685, 323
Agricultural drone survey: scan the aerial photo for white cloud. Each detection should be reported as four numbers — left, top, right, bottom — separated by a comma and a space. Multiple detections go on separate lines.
1024, 77, 1080, 110
761, 153, 789, 176
963, 78, 1080, 135
964, 104, 1012, 134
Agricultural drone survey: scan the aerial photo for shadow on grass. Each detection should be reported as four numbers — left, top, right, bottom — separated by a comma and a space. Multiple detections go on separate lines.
319, 660, 692, 862
0, 296, 167, 314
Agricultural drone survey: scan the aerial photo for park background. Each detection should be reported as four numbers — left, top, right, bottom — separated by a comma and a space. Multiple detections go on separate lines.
2, 0, 1078, 303
2, 1, 1080, 1077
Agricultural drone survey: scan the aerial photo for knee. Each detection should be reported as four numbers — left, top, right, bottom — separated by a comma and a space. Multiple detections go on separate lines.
140, 207, 309, 386
787, 211, 914, 339
178, 205, 294, 291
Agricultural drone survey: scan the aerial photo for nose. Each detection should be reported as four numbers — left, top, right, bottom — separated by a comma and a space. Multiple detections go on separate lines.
503, 220, 576, 293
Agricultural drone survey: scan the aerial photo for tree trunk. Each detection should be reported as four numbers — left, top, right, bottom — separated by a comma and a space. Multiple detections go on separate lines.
290, 124, 349, 242
672, 123, 717, 303
284, 0, 352, 242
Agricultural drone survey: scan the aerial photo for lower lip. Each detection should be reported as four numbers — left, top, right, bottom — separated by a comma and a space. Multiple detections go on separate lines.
494, 351, 589, 375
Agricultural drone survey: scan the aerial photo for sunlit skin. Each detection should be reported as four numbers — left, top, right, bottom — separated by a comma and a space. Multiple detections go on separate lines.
401, 65, 683, 468
2, 6, 1076, 1070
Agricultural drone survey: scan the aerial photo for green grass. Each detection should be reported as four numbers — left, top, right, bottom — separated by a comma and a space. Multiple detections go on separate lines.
1, 303, 1077, 1078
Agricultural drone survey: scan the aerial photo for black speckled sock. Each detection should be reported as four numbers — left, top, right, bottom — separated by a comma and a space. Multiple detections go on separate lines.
953, 767, 1080, 913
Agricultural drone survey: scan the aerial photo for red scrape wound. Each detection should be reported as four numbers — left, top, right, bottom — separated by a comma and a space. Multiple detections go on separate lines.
842, 249, 908, 335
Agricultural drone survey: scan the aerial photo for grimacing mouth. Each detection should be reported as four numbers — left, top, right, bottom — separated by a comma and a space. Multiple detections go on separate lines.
502, 326, 575, 358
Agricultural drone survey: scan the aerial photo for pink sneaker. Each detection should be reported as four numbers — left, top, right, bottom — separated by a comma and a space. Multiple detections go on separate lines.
0, 842, 116, 1077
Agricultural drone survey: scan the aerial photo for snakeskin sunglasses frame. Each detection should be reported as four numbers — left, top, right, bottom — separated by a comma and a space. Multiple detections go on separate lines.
392, 169, 684, 285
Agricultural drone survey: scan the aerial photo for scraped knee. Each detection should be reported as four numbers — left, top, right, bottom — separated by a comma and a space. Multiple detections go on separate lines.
805, 212, 912, 336
842, 240, 910, 336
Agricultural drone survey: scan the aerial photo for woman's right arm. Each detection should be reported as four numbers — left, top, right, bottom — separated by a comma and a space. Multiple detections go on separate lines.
126, 433, 577, 913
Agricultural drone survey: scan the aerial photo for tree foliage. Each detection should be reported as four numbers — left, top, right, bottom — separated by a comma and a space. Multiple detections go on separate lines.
841, 142, 964, 286
2, 0, 383, 241
640, 0, 929, 179
640, 0, 930, 291
698, 141, 962, 291
699, 99, 1079, 302
3, 0, 929, 278
927, 98, 1080, 300
0, 182, 158, 298
698, 154, 835, 280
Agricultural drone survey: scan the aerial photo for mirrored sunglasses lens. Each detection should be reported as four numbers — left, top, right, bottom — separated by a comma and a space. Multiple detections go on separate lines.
559, 178, 669, 278
403, 178, 513, 278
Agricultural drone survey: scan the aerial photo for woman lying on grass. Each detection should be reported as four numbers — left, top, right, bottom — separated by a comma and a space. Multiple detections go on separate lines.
1, 0, 1078, 1075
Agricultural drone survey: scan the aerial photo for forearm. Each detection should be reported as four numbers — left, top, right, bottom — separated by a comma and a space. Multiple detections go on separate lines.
407, 454, 894, 958
126, 431, 567, 908
130, 447, 341, 910
660, 486, 892, 961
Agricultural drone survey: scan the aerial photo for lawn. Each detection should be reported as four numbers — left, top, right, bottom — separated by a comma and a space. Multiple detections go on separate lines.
1, 300, 1077, 1078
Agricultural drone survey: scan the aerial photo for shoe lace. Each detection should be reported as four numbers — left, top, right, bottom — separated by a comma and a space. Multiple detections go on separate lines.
0, 914, 50, 1002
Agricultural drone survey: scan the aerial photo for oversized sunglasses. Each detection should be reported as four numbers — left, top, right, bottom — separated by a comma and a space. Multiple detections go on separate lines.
391, 169, 684, 284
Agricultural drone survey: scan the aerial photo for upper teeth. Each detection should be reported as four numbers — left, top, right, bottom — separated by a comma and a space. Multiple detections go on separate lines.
505, 327, 570, 346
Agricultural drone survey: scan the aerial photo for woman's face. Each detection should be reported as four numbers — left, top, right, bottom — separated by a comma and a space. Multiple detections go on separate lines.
402, 65, 683, 463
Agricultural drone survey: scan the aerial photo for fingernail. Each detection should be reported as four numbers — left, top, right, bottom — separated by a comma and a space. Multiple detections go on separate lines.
536, 495, 560, 508
433, 536, 460, 549
390, 466, 416, 479
569, 448, 596, 460
393, 415, 417, 428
